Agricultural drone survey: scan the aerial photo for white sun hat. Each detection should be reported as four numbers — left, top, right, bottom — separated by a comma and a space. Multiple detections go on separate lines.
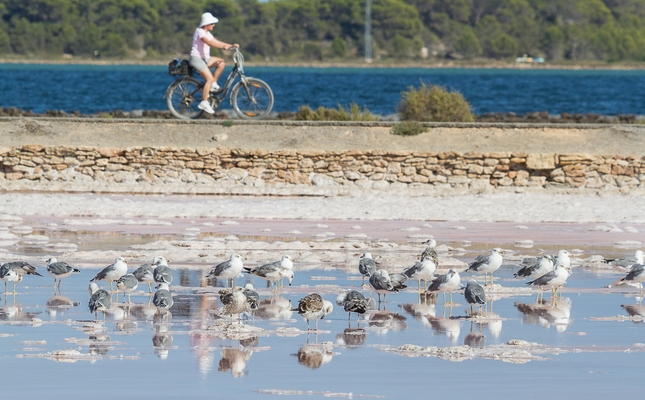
199, 12, 219, 27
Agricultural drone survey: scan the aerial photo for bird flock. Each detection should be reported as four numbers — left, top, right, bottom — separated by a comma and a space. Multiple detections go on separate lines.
1, 242, 644, 332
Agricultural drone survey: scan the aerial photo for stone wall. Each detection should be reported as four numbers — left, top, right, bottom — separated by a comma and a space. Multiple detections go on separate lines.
0, 144, 643, 194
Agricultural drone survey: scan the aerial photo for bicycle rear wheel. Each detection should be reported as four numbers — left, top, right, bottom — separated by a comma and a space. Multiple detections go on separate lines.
166, 77, 204, 119
231, 78, 274, 120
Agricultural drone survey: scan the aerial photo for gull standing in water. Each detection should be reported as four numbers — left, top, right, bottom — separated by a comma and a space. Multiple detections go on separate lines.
358, 253, 377, 285
605, 250, 645, 272
404, 255, 436, 290
467, 248, 503, 286
336, 290, 369, 321
46, 257, 80, 289
153, 256, 172, 286
244, 264, 293, 289
153, 282, 174, 318
464, 280, 486, 315
116, 273, 138, 303
256, 255, 294, 287
427, 269, 461, 305
369, 269, 398, 303
293, 293, 333, 331
206, 253, 244, 288
90, 257, 128, 292
243, 283, 260, 321
0, 261, 42, 293
619, 264, 645, 293
527, 264, 571, 299
89, 282, 111, 320
515, 254, 554, 279
133, 256, 164, 293
217, 286, 251, 322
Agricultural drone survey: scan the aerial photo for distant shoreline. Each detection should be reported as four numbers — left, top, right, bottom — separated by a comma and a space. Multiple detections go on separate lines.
2, 57, 645, 71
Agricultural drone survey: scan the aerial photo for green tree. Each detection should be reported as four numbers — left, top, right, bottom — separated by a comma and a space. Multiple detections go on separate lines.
0, 26, 9, 51
488, 32, 517, 58
454, 29, 482, 58
330, 37, 346, 58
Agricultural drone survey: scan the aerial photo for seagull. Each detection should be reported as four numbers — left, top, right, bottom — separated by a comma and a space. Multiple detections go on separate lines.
427, 268, 461, 304
420, 239, 438, 263
358, 253, 377, 285
244, 264, 293, 288
115, 273, 138, 303
90, 256, 128, 291
152, 282, 174, 317
217, 286, 251, 321
389, 272, 408, 291
257, 255, 294, 287
0, 261, 42, 293
45, 257, 80, 288
293, 293, 332, 331
403, 254, 436, 290
515, 254, 554, 279
464, 280, 486, 315
132, 256, 165, 293
605, 250, 645, 271
206, 253, 244, 288
88, 282, 111, 320
243, 283, 260, 321
553, 250, 571, 269
526, 264, 571, 298
336, 290, 369, 321
153, 256, 172, 285
369, 269, 398, 303
467, 248, 503, 285
619, 264, 645, 293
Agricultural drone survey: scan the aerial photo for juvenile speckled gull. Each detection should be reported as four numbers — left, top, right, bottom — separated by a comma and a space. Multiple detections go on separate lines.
515, 254, 555, 279
293, 293, 333, 331
116, 273, 139, 303
466, 248, 503, 286
336, 290, 369, 321
218, 286, 251, 321
0, 261, 42, 293
206, 253, 244, 288
420, 239, 438, 262
358, 253, 377, 285
90, 256, 128, 292
46, 257, 80, 288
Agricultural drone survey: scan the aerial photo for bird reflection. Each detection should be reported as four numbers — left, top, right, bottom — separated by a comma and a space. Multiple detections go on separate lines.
255, 296, 293, 320
464, 322, 485, 348
46, 295, 79, 317
336, 328, 367, 347
152, 323, 173, 360
469, 311, 503, 339
621, 303, 645, 324
0, 297, 41, 322
130, 300, 158, 322
88, 334, 111, 355
218, 346, 253, 377
368, 310, 407, 334
515, 297, 572, 332
293, 342, 334, 369
426, 315, 461, 343
399, 293, 437, 327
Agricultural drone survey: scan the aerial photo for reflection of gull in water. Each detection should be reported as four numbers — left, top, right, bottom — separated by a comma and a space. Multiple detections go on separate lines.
399, 295, 437, 327
622, 303, 645, 323
219, 347, 253, 377
89, 334, 111, 355
294, 343, 334, 369
255, 297, 293, 320
515, 297, 572, 332
475, 311, 503, 339
130, 301, 158, 321
152, 324, 173, 360
336, 328, 367, 347
464, 322, 485, 348
46, 295, 79, 317
368, 310, 407, 334
426, 316, 461, 343
0, 301, 41, 321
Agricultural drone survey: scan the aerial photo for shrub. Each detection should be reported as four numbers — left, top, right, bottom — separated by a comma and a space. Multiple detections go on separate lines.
295, 103, 378, 121
398, 83, 474, 122
391, 121, 427, 136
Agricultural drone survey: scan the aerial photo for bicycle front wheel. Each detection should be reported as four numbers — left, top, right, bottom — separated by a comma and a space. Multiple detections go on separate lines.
166, 77, 204, 120
231, 78, 274, 120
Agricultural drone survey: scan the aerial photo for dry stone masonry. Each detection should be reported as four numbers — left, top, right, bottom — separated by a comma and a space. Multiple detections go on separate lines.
0, 145, 643, 194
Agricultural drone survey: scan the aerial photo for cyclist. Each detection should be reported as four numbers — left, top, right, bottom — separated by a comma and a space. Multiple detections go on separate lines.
189, 12, 239, 114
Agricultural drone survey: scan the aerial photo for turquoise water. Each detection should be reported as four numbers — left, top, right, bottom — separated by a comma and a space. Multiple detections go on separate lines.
2, 64, 645, 116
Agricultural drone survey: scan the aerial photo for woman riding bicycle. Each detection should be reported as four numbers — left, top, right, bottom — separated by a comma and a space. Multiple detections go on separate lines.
189, 12, 239, 114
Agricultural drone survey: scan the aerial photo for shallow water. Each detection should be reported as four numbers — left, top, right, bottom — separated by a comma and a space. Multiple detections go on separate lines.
1, 217, 645, 398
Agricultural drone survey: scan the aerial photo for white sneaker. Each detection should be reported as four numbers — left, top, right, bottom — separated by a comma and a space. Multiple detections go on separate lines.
210, 82, 220, 92
198, 100, 215, 114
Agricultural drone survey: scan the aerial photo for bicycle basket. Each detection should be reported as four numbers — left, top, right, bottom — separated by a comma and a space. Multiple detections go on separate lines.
168, 59, 192, 76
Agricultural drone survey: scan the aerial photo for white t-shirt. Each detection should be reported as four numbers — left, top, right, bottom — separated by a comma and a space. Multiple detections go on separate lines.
190, 28, 215, 58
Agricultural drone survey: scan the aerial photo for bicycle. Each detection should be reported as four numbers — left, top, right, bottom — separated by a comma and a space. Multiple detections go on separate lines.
165, 48, 274, 120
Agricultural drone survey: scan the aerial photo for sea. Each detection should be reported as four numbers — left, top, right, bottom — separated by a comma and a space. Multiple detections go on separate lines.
1, 63, 645, 116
